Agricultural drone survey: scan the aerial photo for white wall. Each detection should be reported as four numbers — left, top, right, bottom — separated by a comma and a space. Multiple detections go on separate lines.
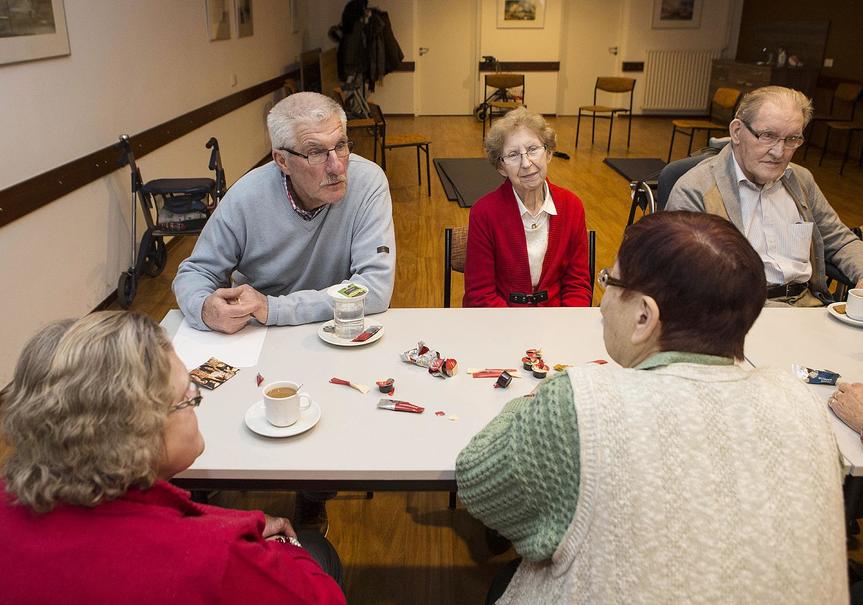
0, 1, 299, 383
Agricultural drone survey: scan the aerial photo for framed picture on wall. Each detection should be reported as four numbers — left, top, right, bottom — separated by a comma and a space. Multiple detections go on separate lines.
235, 0, 253, 38
0, 0, 70, 66
652, 0, 702, 30
497, 0, 546, 29
206, 0, 231, 41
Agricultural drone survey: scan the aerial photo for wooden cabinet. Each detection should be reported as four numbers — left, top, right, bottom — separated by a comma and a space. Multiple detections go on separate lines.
709, 60, 820, 120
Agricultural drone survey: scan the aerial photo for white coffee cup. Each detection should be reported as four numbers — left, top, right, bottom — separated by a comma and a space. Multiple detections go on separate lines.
846, 289, 863, 321
263, 381, 312, 427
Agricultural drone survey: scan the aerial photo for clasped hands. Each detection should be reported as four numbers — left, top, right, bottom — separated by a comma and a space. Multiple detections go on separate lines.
201, 284, 268, 333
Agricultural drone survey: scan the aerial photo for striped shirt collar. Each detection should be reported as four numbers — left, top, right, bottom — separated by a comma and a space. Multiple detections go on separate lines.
283, 173, 325, 221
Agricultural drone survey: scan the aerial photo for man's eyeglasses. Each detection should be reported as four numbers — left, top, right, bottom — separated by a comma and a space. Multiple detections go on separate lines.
279, 140, 354, 165
169, 381, 203, 413
598, 268, 627, 290
499, 144, 547, 166
741, 120, 805, 149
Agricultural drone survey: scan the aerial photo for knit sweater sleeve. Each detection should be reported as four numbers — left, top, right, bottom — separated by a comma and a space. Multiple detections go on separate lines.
456, 373, 580, 561
266, 163, 396, 325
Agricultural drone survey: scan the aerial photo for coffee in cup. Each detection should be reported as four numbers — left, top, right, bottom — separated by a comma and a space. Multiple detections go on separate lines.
263, 381, 311, 427
846, 288, 863, 321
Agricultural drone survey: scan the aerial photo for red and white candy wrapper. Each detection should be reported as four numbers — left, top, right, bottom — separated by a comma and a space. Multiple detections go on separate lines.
401, 341, 458, 378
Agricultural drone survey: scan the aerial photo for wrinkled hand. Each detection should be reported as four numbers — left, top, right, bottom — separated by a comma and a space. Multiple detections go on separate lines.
201, 285, 268, 333
829, 382, 863, 433
263, 514, 297, 540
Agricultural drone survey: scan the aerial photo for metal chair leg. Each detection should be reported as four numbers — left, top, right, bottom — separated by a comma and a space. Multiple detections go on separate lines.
626, 112, 632, 148
667, 127, 677, 163
575, 110, 582, 148
841, 130, 854, 175
591, 112, 596, 144
416, 146, 421, 186
425, 144, 431, 196
449, 491, 457, 510
606, 114, 614, 154
819, 128, 831, 166
686, 129, 694, 156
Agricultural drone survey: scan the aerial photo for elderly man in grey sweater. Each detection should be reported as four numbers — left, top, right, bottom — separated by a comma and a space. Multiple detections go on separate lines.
666, 86, 863, 306
173, 92, 395, 333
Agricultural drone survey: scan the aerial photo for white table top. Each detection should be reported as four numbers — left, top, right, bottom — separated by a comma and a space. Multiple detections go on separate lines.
744, 307, 863, 475
164, 307, 610, 488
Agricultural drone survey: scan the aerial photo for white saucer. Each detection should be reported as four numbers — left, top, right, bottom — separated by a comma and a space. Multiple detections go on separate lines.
827, 302, 863, 328
317, 320, 384, 347
244, 399, 322, 438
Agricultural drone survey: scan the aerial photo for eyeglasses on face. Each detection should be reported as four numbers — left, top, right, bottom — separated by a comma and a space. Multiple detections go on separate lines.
598, 268, 626, 290
499, 144, 547, 166
741, 120, 804, 149
169, 381, 203, 413
279, 140, 354, 165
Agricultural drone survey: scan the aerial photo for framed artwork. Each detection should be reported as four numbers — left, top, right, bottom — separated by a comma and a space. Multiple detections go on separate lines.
0, 0, 70, 66
206, 0, 230, 41
652, 0, 702, 29
497, 0, 545, 29
235, 0, 253, 38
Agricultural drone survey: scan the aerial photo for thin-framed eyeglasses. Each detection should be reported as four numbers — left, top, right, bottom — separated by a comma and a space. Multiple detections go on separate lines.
499, 144, 547, 166
279, 140, 354, 165
169, 381, 203, 413
741, 120, 804, 149
598, 268, 627, 290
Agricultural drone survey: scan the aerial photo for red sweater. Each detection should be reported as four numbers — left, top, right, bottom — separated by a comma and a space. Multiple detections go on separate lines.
463, 180, 592, 307
0, 480, 345, 605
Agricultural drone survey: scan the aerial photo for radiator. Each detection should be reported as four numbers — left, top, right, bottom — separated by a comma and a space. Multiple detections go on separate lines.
643, 49, 721, 112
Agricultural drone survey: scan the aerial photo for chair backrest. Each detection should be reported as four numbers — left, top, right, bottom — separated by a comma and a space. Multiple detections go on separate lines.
485, 73, 525, 105
596, 77, 635, 94
443, 226, 468, 307
657, 149, 719, 211
283, 78, 298, 97
830, 82, 863, 120
709, 87, 742, 124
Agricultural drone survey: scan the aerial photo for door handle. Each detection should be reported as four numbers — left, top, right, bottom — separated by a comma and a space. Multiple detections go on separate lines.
608, 46, 619, 55
419, 47, 429, 56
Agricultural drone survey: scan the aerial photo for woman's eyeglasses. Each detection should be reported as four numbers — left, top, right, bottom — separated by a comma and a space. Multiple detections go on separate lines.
598, 268, 627, 290
169, 381, 203, 413
499, 144, 547, 166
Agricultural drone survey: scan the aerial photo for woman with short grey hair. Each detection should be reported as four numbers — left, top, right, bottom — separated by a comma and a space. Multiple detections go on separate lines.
464, 107, 592, 307
0, 311, 345, 605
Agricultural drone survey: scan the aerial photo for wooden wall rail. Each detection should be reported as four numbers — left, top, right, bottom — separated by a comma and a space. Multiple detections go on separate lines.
0, 68, 298, 229
478, 61, 560, 72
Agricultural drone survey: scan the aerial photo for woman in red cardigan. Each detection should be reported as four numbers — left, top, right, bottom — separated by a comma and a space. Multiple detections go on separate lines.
0, 312, 345, 605
464, 107, 592, 307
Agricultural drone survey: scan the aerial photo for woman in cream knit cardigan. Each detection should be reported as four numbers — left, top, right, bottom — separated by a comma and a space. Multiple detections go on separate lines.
457, 211, 847, 605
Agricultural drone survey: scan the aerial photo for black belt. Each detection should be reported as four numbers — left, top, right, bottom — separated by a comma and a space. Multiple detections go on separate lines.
766, 282, 808, 299
508, 290, 549, 305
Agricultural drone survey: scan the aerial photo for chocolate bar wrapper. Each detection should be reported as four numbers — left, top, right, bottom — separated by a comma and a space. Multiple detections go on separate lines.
793, 364, 840, 386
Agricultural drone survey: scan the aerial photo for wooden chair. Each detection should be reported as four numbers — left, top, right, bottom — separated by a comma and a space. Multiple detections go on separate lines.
820, 120, 863, 175
576, 77, 636, 154
804, 82, 863, 159
333, 86, 380, 163
482, 73, 526, 138
443, 226, 468, 307
371, 104, 432, 196
667, 87, 741, 162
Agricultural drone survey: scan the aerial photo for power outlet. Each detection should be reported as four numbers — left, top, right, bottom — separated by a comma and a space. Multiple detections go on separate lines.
824, 58, 834, 68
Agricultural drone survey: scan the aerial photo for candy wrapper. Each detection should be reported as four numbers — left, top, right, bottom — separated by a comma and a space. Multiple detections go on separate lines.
793, 364, 840, 386
401, 342, 458, 378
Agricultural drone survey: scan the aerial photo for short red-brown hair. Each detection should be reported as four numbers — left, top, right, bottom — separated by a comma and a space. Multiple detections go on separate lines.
617, 211, 766, 359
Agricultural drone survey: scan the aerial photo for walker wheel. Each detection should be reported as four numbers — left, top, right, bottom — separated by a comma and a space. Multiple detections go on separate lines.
474, 104, 488, 122
143, 238, 167, 277
117, 271, 137, 309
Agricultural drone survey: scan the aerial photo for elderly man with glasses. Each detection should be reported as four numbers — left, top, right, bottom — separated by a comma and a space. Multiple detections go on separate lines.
173, 91, 395, 333
666, 85, 863, 306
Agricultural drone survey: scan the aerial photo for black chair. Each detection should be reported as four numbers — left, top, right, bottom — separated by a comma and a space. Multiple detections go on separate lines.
445, 227, 597, 306
576, 77, 636, 154
626, 148, 719, 226
370, 103, 432, 196
804, 82, 863, 160
482, 73, 526, 139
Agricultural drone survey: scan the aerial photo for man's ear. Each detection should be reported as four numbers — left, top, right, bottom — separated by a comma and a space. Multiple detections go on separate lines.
631, 294, 661, 346
273, 150, 290, 175
728, 118, 743, 145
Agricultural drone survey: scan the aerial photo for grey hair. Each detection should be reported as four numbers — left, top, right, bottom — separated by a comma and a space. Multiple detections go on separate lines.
484, 107, 557, 166
735, 86, 814, 128
1, 311, 174, 513
267, 91, 348, 150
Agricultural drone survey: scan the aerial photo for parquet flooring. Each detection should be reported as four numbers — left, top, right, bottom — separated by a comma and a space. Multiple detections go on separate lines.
115, 114, 863, 604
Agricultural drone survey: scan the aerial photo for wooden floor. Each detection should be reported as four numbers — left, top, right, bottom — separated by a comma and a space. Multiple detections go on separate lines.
117, 114, 863, 604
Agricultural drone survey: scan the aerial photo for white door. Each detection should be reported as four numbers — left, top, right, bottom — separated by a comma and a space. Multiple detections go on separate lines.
415, 0, 477, 115
559, 0, 624, 114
